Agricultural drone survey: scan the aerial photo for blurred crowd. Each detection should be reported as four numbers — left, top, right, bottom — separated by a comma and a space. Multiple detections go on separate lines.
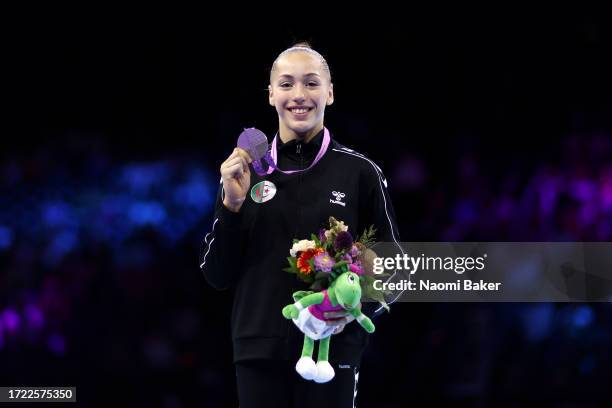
1, 130, 611, 406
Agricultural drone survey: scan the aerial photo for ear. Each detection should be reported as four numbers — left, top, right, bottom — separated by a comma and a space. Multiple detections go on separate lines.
268, 84, 275, 107
326, 82, 334, 106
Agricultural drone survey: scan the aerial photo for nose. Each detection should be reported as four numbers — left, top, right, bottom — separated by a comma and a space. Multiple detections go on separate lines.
291, 83, 306, 103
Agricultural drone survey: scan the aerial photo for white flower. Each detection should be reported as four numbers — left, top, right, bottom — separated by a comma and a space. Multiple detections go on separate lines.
325, 220, 349, 241
290, 239, 316, 257
335, 221, 349, 232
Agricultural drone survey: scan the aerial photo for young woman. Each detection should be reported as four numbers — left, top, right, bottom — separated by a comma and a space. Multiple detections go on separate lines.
200, 42, 401, 408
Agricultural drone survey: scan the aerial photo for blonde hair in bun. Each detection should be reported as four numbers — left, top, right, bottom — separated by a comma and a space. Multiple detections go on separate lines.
270, 41, 332, 83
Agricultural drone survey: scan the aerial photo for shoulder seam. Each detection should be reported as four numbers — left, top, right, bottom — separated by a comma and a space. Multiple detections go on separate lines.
331, 148, 386, 187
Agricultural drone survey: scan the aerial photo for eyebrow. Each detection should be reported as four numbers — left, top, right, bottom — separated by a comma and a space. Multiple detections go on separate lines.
277, 73, 321, 79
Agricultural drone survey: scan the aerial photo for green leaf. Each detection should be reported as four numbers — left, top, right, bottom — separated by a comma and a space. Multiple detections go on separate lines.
332, 261, 349, 274
357, 225, 377, 247
333, 250, 347, 261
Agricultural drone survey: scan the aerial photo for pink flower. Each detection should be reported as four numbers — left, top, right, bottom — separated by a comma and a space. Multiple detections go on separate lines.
314, 252, 335, 272
349, 263, 364, 276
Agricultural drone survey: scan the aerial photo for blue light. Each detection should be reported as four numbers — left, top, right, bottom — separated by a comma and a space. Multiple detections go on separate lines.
173, 170, 215, 210
521, 304, 554, 342
42, 201, 74, 228
572, 305, 594, 328
44, 230, 79, 266
128, 201, 167, 226
57, 230, 77, 250
5, 160, 218, 255
121, 163, 171, 194
174, 182, 212, 209
0, 225, 13, 249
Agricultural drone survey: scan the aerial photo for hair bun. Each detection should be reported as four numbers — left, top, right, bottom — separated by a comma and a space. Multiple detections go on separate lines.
291, 41, 313, 49
270, 41, 332, 82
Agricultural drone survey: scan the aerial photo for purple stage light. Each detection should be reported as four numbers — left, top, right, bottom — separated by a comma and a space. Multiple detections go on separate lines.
569, 179, 597, 203
24, 304, 45, 329
47, 333, 66, 355
392, 157, 426, 190
2, 308, 20, 333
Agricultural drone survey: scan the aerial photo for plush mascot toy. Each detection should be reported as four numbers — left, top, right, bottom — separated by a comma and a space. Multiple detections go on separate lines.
282, 270, 375, 383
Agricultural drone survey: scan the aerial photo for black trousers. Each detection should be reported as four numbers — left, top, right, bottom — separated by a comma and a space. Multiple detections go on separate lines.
235, 359, 360, 408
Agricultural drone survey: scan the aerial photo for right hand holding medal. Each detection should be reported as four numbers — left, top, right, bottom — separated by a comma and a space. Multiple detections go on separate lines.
220, 148, 252, 212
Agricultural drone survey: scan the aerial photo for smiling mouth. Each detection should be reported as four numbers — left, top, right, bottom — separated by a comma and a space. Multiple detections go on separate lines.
287, 107, 314, 115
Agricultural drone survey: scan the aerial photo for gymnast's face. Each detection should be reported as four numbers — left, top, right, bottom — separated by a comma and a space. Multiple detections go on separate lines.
269, 52, 334, 142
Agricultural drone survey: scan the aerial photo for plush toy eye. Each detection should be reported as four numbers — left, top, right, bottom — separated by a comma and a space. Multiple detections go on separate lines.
348, 275, 355, 284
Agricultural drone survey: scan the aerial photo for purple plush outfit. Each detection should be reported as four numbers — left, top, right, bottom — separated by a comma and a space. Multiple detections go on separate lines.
308, 290, 344, 321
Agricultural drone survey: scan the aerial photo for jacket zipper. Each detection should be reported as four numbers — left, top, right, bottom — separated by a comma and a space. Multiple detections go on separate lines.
297, 142, 304, 230
287, 141, 305, 342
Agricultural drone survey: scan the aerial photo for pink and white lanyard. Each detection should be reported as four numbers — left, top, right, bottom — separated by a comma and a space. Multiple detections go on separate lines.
251, 127, 331, 176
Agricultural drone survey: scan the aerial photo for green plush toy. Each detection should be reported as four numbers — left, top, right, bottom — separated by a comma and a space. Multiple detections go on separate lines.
282, 270, 375, 383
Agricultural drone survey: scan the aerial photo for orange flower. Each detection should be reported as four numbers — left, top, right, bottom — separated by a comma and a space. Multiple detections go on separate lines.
297, 248, 324, 275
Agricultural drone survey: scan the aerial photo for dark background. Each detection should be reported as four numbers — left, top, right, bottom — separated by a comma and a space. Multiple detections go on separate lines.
2, 9, 612, 407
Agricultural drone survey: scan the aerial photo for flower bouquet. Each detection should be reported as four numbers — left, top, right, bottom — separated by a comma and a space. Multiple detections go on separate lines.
283, 216, 390, 309
281, 217, 390, 383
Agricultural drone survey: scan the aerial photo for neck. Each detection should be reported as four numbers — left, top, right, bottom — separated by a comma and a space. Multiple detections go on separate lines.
327, 286, 338, 306
279, 122, 324, 144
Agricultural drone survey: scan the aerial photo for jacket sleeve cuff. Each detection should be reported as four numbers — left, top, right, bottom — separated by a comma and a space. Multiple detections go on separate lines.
217, 202, 244, 228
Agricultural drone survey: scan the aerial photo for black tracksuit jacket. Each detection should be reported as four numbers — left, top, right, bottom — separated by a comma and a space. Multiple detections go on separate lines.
200, 129, 401, 366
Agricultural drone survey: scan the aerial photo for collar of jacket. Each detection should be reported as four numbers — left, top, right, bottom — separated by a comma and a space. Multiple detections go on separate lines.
275, 128, 326, 165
